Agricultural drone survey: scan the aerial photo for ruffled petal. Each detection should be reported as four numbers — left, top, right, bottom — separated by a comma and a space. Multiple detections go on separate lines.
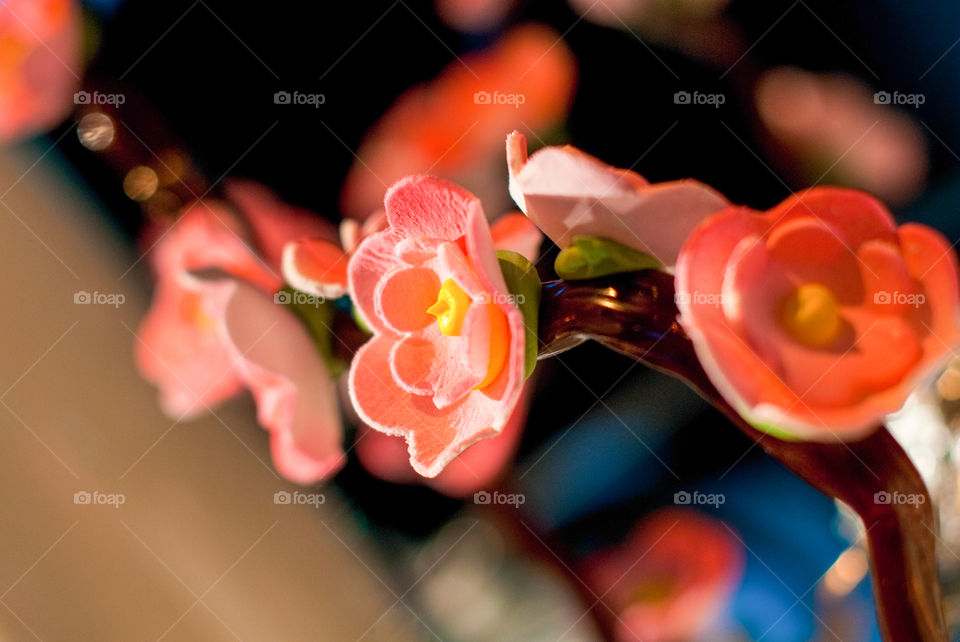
350, 334, 512, 477
384, 175, 477, 241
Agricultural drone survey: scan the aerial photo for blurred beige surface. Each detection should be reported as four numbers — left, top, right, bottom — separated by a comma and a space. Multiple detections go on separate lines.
0, 144, 416, 641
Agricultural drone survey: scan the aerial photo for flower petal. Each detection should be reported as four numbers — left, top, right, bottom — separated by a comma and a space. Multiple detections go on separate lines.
384, 175, 477, 241
348, 227, 406, 334
507, 131, 728, 264
350, 334, 509, 477
490, 211, 543, 261
375, 266, 441, 334
134, 278, 243, 419
390, 330, 483, 405
202, 277, 344, 484
282, 237, 350, 299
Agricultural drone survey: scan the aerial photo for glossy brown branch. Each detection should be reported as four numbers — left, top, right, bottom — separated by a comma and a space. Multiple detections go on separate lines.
539, 271, 946, 642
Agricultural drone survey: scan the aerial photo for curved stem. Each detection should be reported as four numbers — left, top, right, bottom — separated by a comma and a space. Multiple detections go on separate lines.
539, 271, 946, 642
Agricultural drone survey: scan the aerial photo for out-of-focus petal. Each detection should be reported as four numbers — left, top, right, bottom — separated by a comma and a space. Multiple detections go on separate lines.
201, 277, 345, 484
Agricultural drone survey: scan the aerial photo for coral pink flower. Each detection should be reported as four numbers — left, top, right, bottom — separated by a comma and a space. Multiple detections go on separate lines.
347, 175, 541, 477
341, 24, 576, 219
195, 277, 345, 484
135, 183, 345, 483
0, 0, 80, 142
582, 508, 744, 642
507, 132, 729, 266
676, 187, 960, 440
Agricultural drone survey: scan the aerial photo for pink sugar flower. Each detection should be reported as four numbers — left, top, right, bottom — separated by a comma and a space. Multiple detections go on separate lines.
582, 508, 744, 642
676, 187, 960, 440
507, 132, 729, 266
135, 183, 344, 483
135, 200, 280, 419
347, 175, 541, 477
0, 0, 80, 142
195, 277, 345, 484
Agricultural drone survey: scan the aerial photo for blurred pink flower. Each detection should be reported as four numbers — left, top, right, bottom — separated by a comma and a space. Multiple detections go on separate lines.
507, 132, 728, 265
676, 187, 960, 440
755, 67, 928, 207
569, 0, 730, 28
347, 175, 540, 477
341, 24, 577, 219
582, 508, 744, 642
0, 0, 81, 142
196, 277, 344, 484
434, 0, 516, 33
135, 200, 278, 419
135, 183, 345, 483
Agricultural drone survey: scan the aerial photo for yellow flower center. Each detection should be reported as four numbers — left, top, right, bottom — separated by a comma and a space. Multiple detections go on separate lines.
179, 291, 216, 332
427, 278, 509, 390
428, 278, 472, 336
779, 283, 841, 348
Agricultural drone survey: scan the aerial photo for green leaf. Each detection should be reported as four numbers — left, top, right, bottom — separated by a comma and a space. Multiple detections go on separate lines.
496, 250, 541, 379
554, 235, 662, 280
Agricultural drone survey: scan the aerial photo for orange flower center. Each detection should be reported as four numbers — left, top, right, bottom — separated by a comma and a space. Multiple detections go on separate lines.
779, 283, 840, 348
427, 278, 509, 389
